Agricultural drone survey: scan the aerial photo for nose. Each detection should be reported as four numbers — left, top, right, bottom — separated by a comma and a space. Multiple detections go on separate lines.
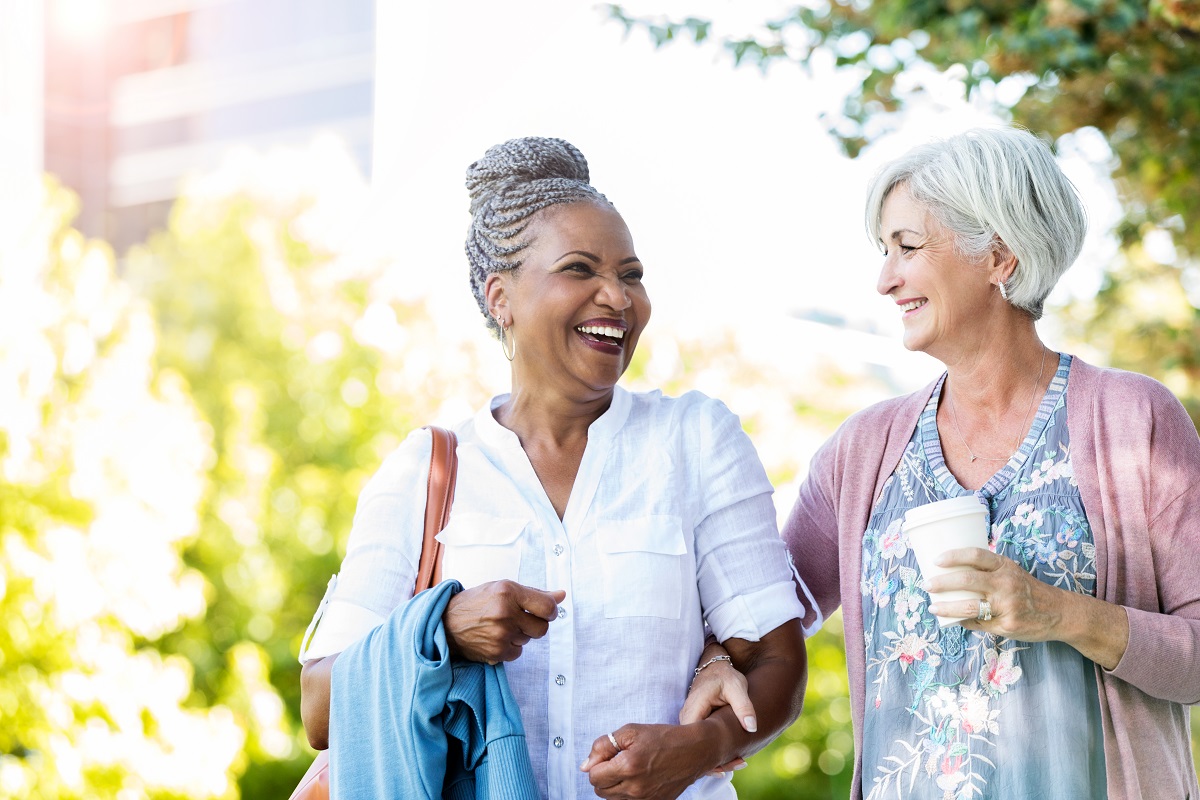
876, 250, 902, 297
597, 274, 632, 310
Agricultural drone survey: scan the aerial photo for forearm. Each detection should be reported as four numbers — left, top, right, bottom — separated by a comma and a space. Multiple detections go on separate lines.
704, 619, 806, 763
299, 653, 338, 750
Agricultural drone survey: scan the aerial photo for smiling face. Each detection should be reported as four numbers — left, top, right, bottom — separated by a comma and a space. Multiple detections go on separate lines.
485, 201, 650, 398
876, 184, 1002, 360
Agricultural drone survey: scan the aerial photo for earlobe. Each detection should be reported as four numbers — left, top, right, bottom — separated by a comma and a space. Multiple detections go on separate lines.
990, 237, 1018, 285
484, 273, 509, 322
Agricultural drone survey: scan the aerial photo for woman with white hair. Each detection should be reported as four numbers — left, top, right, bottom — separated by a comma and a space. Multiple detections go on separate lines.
685, 126, 1200, 799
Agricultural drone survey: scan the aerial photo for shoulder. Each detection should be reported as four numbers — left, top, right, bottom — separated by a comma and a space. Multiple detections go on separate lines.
1069, 357, 1192, 425
625, 388, 741, 430
825, 386, 930, 452
361, 427, 434, 497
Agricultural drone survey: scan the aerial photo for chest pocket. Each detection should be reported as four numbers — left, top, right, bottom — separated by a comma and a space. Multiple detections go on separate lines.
596, 516, 687, 619
436, 513, 526, 590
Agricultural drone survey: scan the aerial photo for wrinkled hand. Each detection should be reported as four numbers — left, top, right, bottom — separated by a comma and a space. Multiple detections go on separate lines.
678, 654, 753, 774
443, 580, 565, 664
580, 722, 720, 800
926, 547, 1062, 641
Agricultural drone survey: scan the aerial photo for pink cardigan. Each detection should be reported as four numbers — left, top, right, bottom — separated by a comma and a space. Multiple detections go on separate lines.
782, 356, 1200, 800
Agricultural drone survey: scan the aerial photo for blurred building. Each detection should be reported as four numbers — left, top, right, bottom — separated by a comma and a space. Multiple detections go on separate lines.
43, 0, 375, 251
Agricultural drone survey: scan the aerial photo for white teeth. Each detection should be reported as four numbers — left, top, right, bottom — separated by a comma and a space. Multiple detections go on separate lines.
577, 325, 625, 339
901, 300, 927, 312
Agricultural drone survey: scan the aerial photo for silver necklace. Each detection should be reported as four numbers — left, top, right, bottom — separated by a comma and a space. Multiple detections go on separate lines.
947, 347, 1048, 463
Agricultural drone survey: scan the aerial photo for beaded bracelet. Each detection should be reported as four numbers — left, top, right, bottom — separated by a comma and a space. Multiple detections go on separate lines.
693, 654, 732, 676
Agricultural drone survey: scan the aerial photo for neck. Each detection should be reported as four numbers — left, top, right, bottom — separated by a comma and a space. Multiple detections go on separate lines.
495, 381, 614, 448
939, 324, 1048, 416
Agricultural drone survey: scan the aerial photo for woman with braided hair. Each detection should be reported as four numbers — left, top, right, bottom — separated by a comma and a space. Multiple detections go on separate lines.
298, 136, 808, 799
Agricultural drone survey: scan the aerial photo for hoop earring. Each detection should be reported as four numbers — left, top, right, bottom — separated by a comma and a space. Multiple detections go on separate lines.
496, 318, 516, 361
998, 280, 1009, 301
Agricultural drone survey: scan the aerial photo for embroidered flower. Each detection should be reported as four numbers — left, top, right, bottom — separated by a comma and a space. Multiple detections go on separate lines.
895, 633, 931, 672
1056, 526, 1083, 548
870, 572, 899, 608
893, 589, 925, 631
925, 686, 958, 718
1031, 536, 1058, 564
1011, 502, 1043, 528
957, 686, 1001, 735
880, 517, 908, 560
936, 764, 966, 797
980, 648, 1023, 695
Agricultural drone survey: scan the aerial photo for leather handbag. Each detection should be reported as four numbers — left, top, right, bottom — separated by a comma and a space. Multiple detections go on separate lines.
289, 426, 458, 800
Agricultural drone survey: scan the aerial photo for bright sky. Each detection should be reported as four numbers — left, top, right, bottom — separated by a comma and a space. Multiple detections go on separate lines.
363, 0, 1121, 398
0, 0, 1123, 399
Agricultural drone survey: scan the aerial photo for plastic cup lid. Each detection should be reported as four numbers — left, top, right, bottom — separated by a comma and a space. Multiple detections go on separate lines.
903, 495, 987, 529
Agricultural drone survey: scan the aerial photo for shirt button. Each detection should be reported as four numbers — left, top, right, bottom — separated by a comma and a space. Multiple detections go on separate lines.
553, 737, 564, 748
553, 544, 564, 556
555, 674, 566, 686
557, 606, 567, 619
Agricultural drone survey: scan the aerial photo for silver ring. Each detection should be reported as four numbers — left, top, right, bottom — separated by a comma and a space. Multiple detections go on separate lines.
607, 732, 621, 752
976, 599, 993, 622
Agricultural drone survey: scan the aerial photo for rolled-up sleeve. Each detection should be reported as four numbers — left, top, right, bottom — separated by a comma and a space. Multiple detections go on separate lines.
299, 429, 431, 663
689, 396, 805, 642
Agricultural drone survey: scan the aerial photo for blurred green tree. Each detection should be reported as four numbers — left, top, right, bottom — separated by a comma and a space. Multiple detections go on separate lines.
606, 0, 1200, 421
123, 149, 500, 797
0, 180, 242, 799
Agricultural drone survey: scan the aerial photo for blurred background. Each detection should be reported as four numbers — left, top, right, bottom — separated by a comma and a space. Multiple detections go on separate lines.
1, 0, 1197, 797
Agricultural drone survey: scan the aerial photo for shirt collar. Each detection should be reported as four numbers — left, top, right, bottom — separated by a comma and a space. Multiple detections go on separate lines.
473, 385, 632, 449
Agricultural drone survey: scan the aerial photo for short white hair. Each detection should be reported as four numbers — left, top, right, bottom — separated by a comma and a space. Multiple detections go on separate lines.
865, 126, 1087, 320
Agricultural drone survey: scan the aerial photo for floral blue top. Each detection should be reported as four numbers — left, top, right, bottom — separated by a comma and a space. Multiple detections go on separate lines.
860, 353, 1107, 799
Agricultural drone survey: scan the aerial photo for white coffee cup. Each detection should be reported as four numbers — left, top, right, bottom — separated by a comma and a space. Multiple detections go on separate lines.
903, 496, 990, 626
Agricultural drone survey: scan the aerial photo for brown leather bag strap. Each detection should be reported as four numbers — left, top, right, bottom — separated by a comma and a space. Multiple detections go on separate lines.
416, 426, 457, 594
288, 426, 459, 800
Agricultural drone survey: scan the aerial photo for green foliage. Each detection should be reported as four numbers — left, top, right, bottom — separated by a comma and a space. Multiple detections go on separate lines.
607, 1, 1200, 421
123, 174, 498, 795
0, 180, 242, 798
734, 618, 855, 799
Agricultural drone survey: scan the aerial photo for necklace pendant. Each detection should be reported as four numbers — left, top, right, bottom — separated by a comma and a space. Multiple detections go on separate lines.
969, 454, 977, 462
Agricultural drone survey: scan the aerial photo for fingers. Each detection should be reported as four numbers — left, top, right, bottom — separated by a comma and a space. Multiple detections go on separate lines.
580, 728, 623, 773
927, 598, 989, 622
708, 757, 747, 776
677, 691, 716, 726
443, 581, 566, 663
511, 582, 566, 621
726, 683, 758, 733
679, 654, 757, 732
935, 546, 1001, 570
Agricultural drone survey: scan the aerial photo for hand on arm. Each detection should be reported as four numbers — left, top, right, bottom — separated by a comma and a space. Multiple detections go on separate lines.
298, 580, 564, 751
580, 619, 806, 799
926, 547, 1130, 669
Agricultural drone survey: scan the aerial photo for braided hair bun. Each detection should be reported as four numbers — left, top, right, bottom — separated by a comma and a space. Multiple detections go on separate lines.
464, 137, 610, 333
465, 137, 590, 214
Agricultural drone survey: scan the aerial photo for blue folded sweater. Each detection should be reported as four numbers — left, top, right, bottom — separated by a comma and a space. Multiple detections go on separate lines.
329, 580, 539, 800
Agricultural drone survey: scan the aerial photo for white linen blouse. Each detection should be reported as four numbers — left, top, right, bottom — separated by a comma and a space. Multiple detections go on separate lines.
300, 386, 804, 800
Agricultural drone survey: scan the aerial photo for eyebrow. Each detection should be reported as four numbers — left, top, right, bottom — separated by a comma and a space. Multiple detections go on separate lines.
887, 228, 921, 241
556, 250, 641, 265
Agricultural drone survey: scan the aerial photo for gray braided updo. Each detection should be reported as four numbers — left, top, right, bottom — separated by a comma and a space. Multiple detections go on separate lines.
465, 137, 611, 334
